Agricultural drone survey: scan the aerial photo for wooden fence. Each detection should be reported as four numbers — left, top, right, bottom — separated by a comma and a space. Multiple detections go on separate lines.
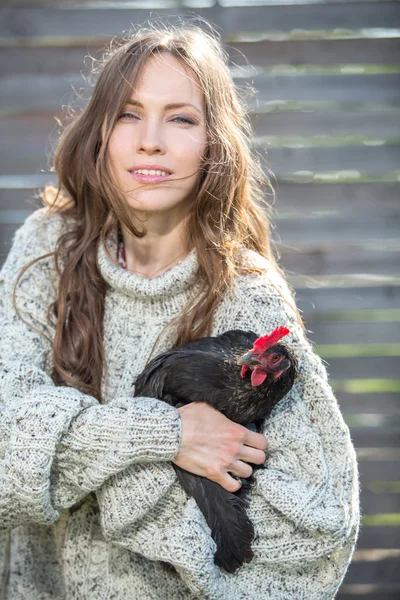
0, 1, 399, 597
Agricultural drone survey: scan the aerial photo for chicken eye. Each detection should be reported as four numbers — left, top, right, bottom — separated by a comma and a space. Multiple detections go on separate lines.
271, 355, 281, 362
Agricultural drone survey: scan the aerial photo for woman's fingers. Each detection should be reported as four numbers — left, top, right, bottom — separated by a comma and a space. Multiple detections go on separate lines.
243, 428, 268, 452
239, 445, 267, 466
222, 472, 243, 493
229, 459, 253, 479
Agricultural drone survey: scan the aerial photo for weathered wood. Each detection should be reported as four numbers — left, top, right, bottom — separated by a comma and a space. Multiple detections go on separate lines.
230, 38, 400, 67
278, 245, 400, 277
1, 3, 399, 42
251, 109, 400, 137
296, 286, 400, 313
337, 393, 400, 414
258, 144, 400, 177
2, 71, 400, 113
271, 181, 400, 214
356, 459, 400, 484
0, 189, 43, 211
278, 217, 400, 242
349, 427, 400, 448
2, 37, 400, 77
338, 584, 400, 599
359, 492, 400, 515
343, 556, 400, 584
352, 525, 400, 549
253, 71, 400, 104
318, 356, 399, 380
305, 323, 400, 347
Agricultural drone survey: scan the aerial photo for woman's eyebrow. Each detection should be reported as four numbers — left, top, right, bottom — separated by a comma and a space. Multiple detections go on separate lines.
126, 100, 202, 114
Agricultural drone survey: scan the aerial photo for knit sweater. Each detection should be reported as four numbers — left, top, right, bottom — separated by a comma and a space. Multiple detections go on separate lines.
0, 208, 360, 600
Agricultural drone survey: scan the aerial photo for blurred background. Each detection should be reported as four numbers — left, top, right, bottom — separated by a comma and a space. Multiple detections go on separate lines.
0, 0, 399, 597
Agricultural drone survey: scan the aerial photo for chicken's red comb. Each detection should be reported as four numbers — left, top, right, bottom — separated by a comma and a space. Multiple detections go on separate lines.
252, 326, 290, 354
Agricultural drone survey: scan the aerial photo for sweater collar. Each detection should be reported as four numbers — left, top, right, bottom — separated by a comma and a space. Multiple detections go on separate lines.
97, 226, 200, 299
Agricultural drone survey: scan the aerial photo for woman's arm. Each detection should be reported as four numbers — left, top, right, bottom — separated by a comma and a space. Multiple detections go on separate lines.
0, 211, 181, 529
95, 265, 360, 600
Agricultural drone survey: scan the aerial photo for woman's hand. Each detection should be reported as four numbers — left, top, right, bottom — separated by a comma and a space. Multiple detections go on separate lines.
173, 402, 267, 492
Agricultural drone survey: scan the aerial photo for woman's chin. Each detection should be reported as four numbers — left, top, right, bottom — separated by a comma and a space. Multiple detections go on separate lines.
123, 194, 192, 218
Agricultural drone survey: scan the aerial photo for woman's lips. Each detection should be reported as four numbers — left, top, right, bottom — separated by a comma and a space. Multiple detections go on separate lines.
128, 171, 173, 183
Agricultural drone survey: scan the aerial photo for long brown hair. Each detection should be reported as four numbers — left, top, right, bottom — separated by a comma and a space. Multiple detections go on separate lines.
14, 19, 304, 402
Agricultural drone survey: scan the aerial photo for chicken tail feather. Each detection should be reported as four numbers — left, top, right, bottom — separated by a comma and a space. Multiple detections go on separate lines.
174, 465, 254, 573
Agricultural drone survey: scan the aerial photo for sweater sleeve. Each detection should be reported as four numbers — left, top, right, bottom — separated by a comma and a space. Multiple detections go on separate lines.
0, 210, 181, 530
95, 262, 360, 600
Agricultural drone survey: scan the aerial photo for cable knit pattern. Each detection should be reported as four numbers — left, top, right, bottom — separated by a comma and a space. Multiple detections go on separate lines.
0, 208, 360, 599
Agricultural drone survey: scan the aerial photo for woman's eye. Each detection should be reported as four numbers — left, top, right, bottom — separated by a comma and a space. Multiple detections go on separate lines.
172, 116, 195, 125
117, 113, 195, 125
118, 113, 139, 121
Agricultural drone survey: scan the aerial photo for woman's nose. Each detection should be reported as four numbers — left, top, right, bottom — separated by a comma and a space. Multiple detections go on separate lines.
136, 118, 166, 154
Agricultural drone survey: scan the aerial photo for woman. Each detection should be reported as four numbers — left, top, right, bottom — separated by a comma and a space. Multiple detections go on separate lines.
0, 21, 359, 600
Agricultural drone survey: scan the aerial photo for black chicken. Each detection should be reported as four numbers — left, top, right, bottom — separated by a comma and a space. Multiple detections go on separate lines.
134, 326, 297, 573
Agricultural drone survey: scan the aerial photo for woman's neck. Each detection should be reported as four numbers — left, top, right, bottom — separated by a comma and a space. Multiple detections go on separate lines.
120, 216, 192, 279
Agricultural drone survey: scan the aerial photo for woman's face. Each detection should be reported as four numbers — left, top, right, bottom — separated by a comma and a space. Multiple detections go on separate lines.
107, 52, 207, 221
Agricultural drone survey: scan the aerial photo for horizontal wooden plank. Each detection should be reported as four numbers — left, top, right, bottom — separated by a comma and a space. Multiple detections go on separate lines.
359, 492, 400, 515
246, 72, 400, 107
296, 286, 400, 313
252, 108, 400, 137
307, 309, 400, 323
321, 356, 399, 380
355, 460, 400, 485
274, 170, 400, 184
355, 448, 400, 461
1, 71, 400, 114
279, 245, 400, 277
338, 584, 400, 599
259, 144, 400, 180
6, 0, 397, 8
352, 548, 400, 561
0, 3, 399, 42
293, 273, 400, 289
273, 181, 400, 213
337, 393, 400, 414
231, 38, 400, 67
0, 175, 57, 189
346, 427, 400, 448
2, 38, 400, 77
332, 380, 400, 395
341, 556, 400, 584
319, 343, 400, 358
352, 525, 400, 548
306, 322, 400, 346
274, 212, 400, 243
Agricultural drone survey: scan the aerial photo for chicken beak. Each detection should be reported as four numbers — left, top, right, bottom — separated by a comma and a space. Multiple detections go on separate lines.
237, 352, 262, 366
